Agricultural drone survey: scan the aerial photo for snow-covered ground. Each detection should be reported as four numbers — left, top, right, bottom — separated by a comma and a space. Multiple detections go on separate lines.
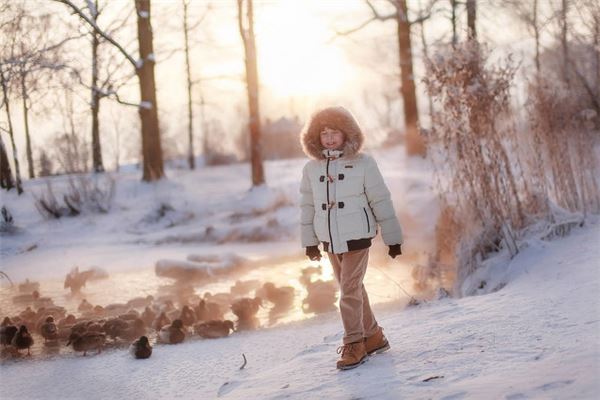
1, 146, 599, 399
1, 216, 598, 399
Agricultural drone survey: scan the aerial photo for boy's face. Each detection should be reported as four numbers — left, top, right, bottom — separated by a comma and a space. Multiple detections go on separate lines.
320, 127, 345, 150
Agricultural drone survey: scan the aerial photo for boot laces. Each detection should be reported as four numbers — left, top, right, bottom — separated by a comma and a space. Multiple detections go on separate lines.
336, 342, 357, 357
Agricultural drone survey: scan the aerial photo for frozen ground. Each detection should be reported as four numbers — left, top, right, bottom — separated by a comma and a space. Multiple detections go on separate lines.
1, 218, 598, 399
1, 147, 598, 399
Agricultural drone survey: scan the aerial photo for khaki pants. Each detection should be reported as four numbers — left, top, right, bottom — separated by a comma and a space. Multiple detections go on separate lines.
328, 248, 379, 344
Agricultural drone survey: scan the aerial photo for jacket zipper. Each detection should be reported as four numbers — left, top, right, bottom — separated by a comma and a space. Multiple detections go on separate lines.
326, 158, 334, 253
363, 208, 370, 233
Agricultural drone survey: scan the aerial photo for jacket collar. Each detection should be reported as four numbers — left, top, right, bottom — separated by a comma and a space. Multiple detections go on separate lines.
322, 149, 344, 160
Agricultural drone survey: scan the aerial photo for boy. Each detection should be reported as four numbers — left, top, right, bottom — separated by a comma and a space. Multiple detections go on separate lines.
299, 106, 403, 370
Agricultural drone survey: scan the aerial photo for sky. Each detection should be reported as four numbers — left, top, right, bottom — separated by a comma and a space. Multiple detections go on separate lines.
2, 0, 569, 172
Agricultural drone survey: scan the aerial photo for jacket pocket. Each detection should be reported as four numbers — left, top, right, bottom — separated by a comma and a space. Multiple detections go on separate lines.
363, 208, 370, 233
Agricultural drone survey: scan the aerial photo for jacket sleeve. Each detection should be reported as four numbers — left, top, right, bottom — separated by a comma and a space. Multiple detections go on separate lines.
364, 156, 403, 245
300, 163, 320, 247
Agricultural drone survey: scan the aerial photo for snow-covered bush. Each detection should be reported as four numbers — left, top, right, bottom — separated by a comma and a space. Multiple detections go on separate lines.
0, 205, 18, 234
33, 174, 116, 219
421, 40, 600, 297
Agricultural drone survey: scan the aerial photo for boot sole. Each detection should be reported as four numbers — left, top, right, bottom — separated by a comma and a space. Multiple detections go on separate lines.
337, 355, 368, 370
367, 341, 390, 355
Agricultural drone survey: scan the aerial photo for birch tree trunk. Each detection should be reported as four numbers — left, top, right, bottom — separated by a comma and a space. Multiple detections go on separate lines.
238, 0, 265, 186
0, 64, 23, 194
183, 0, 195, 170
91, 16, 104, 173
20, 71, 34, 179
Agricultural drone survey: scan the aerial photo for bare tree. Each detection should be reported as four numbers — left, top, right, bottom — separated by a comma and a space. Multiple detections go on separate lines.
338, 0, 429, 157
0, 63, 23, 194
237, 0, 265, 186
505, 0, 545, 76
466, 0, 476, 40
55, 0, 164, 181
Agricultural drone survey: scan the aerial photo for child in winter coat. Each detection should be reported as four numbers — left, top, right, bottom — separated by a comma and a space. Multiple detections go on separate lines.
299, 106, 403, 370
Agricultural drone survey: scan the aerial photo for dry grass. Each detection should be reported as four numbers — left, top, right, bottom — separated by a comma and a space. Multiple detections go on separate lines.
420, 40, 599, 296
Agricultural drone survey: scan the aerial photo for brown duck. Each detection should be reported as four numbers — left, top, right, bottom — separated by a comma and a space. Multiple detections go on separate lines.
12, 325, 34, 355
67, 331, 106, 356
40, 316, 58, 343
158, 319, 185, 344
194, 320, 235, 339
130, 336, 152, 359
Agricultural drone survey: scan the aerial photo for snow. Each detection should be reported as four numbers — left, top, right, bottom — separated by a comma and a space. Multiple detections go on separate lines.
147, 53, 155, 62
138, 100, 152, 110
138, 10, 149, 19
1, 146, 598, 399
2, 220, 598, 399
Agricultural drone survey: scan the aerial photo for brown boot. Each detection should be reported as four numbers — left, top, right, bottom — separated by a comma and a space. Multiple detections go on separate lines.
364, 326, 390, 355
336, 340, 367, 370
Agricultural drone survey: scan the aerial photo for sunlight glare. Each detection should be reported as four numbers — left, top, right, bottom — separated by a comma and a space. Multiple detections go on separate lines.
256, 1, 352, 98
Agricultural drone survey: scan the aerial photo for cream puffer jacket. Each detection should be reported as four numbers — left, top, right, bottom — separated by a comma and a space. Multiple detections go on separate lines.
300, 149, 403, 254
299, 106, 403, 254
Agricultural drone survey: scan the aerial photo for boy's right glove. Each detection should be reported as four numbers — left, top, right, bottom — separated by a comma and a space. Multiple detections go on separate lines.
388, 244, 402, 259
305, 245, 322, 261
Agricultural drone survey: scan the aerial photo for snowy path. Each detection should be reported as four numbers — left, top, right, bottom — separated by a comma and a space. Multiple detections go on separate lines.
2, 222, 599, 399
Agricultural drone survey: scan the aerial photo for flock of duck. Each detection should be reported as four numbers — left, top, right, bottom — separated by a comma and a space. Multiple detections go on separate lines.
1, 264, 338, 360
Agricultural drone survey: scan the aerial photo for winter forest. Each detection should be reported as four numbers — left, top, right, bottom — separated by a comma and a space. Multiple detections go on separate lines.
1, 0, 599, 399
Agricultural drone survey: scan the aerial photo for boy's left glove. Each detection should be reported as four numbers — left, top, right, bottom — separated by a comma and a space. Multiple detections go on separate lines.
388, 244, 402, 259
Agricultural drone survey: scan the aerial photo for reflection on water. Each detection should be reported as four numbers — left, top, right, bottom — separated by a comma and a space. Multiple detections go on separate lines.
0, 257, 411, 363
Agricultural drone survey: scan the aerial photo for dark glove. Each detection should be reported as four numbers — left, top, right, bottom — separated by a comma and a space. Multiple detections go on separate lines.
388, 244, 402, 259
306, 245, 322, 261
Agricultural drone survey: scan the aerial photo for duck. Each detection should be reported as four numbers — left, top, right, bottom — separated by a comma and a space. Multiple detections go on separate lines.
120, 318, 146, 341
0, 318, 17, 347
103, 318, 130, 339
194, 299, 224, 322
12, 325, 34, 355
231, 297, 262, 331
126, 295, 154, 309
257, 282, 295, 309
40, 316, 58, 343
179, 305, 196, 326
130, 336, 152, 359
64, 267, 94, 295
194, 320, 235, 339
67, 331, 106, 356
299, 265, 323, 287
32, 291, 54, 308
158, 319, 185, 344
229, 279, 262, 297
78, 299, 94, 313
141, 306, 156, 327
302, 279, 338, 314
18, 279, 40, 293
153, 312, 171, 331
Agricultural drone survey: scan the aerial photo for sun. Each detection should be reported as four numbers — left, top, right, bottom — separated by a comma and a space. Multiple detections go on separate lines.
255, 1, 353, 99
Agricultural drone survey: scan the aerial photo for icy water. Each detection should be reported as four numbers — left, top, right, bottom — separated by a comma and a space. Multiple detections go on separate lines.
0, 257, 412, 363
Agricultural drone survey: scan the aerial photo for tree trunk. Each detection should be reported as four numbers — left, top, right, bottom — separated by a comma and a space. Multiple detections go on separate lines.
91, 21, 104, 173
397, 0, 426, 157
450, 0, 458, 48
0, 65, 23, 194
466, 0, 477, 40
20, 71, 34, 179
417, 0, 434, 124
135, 0, 164, 181
238, 0, 265, 186
0, 134, 14, 190
183, 0, 195, 170
560, 0, 569, 86
533, 0, 540, 76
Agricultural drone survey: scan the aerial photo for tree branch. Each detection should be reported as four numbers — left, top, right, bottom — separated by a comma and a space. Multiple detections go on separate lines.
52, 0, 137, 69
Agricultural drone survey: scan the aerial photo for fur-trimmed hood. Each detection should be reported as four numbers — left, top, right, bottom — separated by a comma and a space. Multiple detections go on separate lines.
300, 106, 364, 160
